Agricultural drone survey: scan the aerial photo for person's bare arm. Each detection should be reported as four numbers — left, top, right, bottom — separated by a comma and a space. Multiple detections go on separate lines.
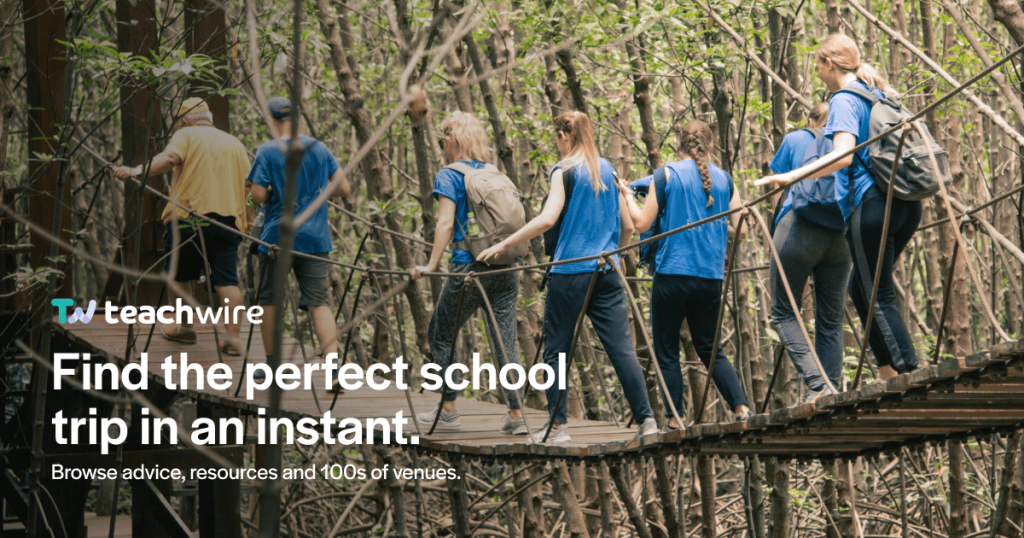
251, 184, 269, 205
727, 188, 747, 240
411, 196, 456, 280
476, 168, 567, 263
754, 132, 856, 188
330, 169, 351, 199
112, 151, 182, 180
618, 192, 635, 248
616, 177, 660, 233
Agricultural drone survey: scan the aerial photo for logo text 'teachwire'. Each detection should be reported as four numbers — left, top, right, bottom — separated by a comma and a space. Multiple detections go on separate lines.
50, 299, 263, 326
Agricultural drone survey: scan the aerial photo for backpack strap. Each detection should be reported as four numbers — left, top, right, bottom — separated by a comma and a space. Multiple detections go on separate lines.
835, 85, 880, 104
444, 161, 476, 176
653, 166, 668, 218
562, 165, 576, 210
833, 88, 878, 216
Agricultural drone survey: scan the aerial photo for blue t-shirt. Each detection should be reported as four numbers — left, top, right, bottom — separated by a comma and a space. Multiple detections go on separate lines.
824, 80, 883, 219
770, 130, 829, 226
432, 160, 485, 265
550, 158, 621, 274
655, 160, 734, 280
248, 136, 339, 254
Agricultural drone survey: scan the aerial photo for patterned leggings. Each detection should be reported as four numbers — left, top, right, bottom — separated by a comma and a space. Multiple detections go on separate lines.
427, 261, 523, 408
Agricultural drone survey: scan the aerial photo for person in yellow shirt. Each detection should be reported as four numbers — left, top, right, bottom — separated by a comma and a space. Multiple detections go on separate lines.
113, 98, 250, 355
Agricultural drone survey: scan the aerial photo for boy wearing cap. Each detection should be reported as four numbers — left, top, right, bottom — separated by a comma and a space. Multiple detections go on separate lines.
248, 97, 350, 374
113, 98, 250, 355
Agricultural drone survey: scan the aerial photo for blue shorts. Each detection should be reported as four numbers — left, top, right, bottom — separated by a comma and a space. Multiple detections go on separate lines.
256, 252, 330, 310
163, 213, 241, 287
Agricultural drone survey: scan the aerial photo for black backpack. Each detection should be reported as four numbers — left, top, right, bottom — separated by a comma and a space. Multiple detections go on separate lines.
836, 86, 953, 201
637, 166, 668, 272
539, 166, 576, 289
542, 165, 576, 260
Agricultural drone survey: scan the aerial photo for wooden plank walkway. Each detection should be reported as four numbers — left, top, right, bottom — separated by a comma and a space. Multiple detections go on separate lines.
55, 314, 1024, 460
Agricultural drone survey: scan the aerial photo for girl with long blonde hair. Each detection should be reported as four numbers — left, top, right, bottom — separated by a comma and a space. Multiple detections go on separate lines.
756, 33, 920, 382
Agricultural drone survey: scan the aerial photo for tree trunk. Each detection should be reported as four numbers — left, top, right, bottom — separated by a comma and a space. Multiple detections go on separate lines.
949, 440, 969, 538
616, 0, 660, 172
553, 461, 591, 538
989, 0, 1024, 45
316, 0, 431, 356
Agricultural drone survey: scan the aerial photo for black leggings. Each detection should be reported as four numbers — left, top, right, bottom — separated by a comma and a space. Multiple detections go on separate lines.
846, 185, 922, 373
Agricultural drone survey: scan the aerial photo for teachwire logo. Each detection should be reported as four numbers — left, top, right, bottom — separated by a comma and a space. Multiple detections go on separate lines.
51, 299, 97, 324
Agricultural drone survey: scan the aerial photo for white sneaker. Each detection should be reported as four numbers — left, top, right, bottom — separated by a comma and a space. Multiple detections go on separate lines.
500, 414, 529, 435
533, 423, 571, 443
804, 385, 839, 403
416, 406, 461, 428
636, 417, 659, 437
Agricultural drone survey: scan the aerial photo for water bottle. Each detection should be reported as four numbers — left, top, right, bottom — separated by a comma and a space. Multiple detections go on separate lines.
466, 211, 482, 237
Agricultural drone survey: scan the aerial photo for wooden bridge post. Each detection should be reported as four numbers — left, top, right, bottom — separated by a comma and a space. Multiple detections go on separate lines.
948, 439, 968, 538
652, 455, 682, 538
552, 460, 590, 538
822, 458, 839, 538
446, 457, 471, 538
196, 401, 242, 538
835, 459, 859, 538
695, 455, 716, 538
767, 458, 790, 538
513, 463, 540, 538
610, 459, 652, 538
133, 476, 174, 538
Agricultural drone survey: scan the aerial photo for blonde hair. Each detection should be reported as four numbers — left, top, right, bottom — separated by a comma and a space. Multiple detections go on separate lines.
439, 111, 491, 162
554, 111, 604, 194
678, 120, 716, 208
808, 102, 829, 129
815, 34, 895, 95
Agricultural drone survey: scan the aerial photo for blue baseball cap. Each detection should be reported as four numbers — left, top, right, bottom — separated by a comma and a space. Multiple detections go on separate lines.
268, 97, 292, 120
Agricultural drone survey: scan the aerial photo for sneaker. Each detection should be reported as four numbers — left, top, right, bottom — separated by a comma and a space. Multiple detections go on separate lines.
500, 414, 528, 435
160, 324, 196, 344
805, 385, 839, 403
218, 339, 241, 357
252, 369, 267, 381
416, 406, 461, 429
736, 410, 754, 422
636, 417, 659, 437
661, 423, 684, 434
533, 423, 571, 443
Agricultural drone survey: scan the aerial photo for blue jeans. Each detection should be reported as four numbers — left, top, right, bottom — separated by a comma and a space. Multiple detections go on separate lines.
543, 271, 654, 425
770, 211, 851, 392
428, 262, 523, 408
847, 185, 922, 373
651, 273, 748, 417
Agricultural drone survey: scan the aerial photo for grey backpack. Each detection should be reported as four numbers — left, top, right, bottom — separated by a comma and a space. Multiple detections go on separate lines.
837, 86, 953, 201
446, 162, 528, 265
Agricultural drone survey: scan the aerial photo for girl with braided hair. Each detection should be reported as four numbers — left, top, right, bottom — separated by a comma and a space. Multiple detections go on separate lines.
619, 119, 751, 432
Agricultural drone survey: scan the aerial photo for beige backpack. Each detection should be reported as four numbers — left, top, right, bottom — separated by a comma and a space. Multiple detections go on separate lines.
446, 162, 527, 265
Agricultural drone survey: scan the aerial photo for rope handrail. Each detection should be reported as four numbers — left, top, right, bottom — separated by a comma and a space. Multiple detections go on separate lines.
62, 38, 1023, 286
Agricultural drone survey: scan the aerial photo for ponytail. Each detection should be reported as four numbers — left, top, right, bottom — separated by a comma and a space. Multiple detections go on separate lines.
678, 119, 716, 208
816, 33, 896, 95
854, 63, 896, 96
554, 111, 605, 195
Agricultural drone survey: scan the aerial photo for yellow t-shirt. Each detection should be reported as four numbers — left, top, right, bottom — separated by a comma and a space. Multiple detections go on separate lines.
159, 126, 251, 233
